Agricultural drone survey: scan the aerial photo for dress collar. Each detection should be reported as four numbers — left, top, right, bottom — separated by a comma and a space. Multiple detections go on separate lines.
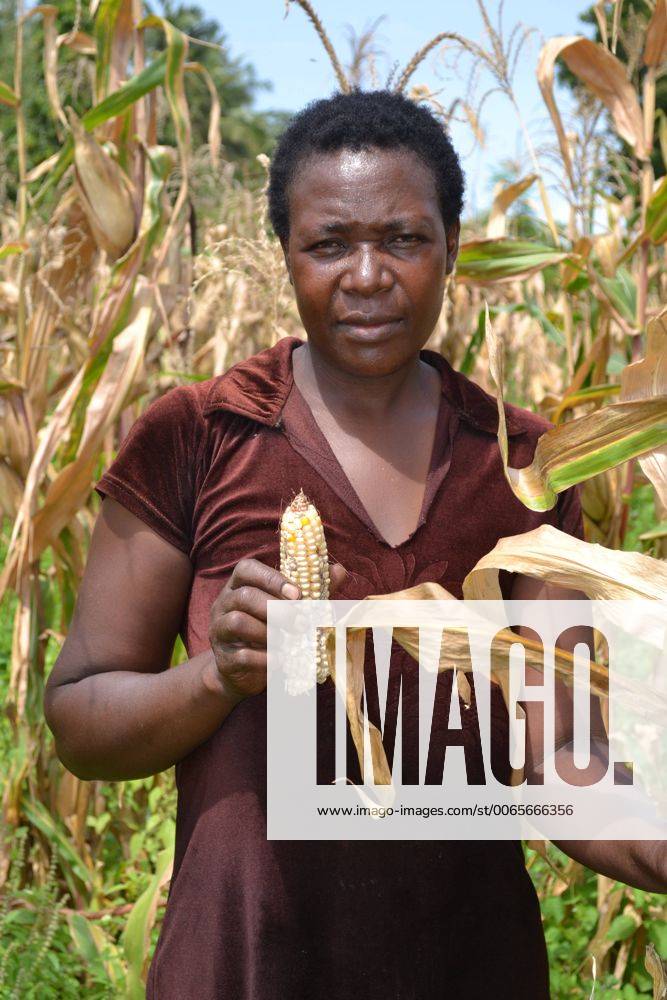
202, 335, 528, 436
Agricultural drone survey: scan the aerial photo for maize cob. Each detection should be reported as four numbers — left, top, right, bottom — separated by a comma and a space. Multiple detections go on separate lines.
280, 490, 331, 685
67, 108, 136, 260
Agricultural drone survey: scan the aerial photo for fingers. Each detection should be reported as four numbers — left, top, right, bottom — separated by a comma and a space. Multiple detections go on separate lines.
229, 558, 300, 600
215, 608, 266, 647
212, 559, 347, 655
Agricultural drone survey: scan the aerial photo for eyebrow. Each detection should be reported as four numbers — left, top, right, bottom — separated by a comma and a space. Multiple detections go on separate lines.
313, 217, 433, 236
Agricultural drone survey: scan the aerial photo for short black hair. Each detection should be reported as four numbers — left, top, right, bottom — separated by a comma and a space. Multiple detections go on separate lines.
267, 89, 465, 245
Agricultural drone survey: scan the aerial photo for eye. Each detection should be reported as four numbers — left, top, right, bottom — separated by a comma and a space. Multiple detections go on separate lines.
390, 233, 423, 246
309, 238, 345, 253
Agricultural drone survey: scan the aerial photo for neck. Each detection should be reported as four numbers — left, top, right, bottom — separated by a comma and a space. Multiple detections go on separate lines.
293, 340, 436, 423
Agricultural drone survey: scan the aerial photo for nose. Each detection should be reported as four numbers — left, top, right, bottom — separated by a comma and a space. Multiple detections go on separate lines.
339, 244, 394, 296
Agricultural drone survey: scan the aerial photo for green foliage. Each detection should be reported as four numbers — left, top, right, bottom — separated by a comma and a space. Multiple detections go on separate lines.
0, 0, 285, 208
528, 844, 665, 999
623, 482, 663, 554
0, 0, 94, 204
0, 832, 99, 998
0, 526, 177, 995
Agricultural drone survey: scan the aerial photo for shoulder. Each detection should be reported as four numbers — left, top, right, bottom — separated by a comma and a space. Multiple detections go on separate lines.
132, 379, 226, 442
141, 380, 210, 422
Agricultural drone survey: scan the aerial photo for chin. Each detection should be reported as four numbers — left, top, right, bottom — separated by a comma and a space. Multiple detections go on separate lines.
311, 328, 428, 374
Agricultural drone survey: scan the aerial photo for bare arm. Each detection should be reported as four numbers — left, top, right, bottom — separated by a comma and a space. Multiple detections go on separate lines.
512, 573, 667, 893
44, 498, 345, 782
43, 498, 244, 780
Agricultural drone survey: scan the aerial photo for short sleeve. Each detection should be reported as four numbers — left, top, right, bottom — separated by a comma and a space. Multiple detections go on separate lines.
94, 386, 202, 555
556, 482, 585, 541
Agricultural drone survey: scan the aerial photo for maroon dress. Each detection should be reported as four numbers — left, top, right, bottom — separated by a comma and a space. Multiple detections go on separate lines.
95, 336, 583, 999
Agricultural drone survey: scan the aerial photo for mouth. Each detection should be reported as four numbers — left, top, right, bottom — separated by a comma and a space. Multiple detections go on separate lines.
336, 316, 404, 338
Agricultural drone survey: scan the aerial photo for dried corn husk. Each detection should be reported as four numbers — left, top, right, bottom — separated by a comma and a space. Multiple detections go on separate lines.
323, 527, 667, 789
68, 108, 136, 260
644, 942, 667, 999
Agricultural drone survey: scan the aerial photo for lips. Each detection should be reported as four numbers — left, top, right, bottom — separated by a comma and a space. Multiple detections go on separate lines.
338, 314, 402, 327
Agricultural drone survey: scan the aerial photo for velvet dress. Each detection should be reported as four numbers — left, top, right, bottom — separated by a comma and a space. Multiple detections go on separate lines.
95, 335, 584, 999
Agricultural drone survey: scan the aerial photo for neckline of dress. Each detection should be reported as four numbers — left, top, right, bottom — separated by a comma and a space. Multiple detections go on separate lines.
282, 358, 457, 551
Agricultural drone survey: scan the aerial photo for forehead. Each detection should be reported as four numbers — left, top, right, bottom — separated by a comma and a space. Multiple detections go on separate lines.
287, 147, 441, 232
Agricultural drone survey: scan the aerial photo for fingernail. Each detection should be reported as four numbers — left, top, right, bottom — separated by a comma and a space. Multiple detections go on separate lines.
282, 583, 300, 599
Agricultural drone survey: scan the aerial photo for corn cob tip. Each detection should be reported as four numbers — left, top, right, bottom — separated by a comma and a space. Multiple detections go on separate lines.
279, 490, 331, 684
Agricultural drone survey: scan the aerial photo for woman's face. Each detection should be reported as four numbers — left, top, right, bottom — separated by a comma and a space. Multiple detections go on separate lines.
282, 146, 459, 378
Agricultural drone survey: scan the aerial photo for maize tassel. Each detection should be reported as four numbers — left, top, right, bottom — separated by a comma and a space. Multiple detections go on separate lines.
280, 490, 331, 684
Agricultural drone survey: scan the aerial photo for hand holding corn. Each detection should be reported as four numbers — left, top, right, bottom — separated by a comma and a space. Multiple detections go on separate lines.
208, 503, 345, 701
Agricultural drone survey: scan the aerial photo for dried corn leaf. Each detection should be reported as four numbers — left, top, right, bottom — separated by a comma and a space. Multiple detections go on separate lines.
486, 175, 537, 239
58, 30, 97, 55
486, 305, 667, 511
137, 15, 190, 273
645, 942, 667, 1000
0, 464, 24, 522
620, 307, 667, 510
31, 282, 153, 557
185, 62, 221, 169
20, 193, 97, 421
0, 381, 33, 477
0, 358, 86, 604
644, 0, 667, 67
556, 37, 647, 156
325, 575, 615, 788
462, 523, 667, 603
538, 36, 648, 180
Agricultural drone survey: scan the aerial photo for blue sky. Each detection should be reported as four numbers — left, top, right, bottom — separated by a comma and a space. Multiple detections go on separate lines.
201, 0, 593, 218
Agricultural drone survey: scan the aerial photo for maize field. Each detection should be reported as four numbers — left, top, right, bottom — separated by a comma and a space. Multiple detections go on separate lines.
0, 0, 666, 995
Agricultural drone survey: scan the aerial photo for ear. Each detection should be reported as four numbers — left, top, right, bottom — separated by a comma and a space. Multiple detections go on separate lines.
445, 220, 460, 275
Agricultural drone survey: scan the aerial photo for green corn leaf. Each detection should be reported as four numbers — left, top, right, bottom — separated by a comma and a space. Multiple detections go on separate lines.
94, 0, 126, 101
32, 52, 168, 207
0, 241, 28, 259
596, 268, 637, 325
22, 798, 94, 900
121, 846, 173, 996
137, 15, 191, 268
459, 309, 486, 375
456, 238, 569, 285
0, 79, 18, 107
646, 174, 667, 245
67, 912, 126, 990
84, 52, 167, 130
138, 16, 190, 165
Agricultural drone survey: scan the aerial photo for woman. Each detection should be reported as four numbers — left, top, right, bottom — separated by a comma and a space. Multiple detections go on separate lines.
44, 90, 665, 999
